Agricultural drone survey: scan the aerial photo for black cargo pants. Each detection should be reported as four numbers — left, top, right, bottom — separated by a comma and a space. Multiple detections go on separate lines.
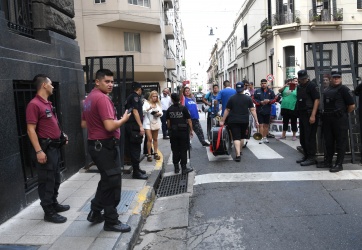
88, 138, 122, 224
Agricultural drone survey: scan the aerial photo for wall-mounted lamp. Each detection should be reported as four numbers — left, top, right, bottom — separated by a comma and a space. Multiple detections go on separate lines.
277, 60, 282, 68
295, 57, 300, 66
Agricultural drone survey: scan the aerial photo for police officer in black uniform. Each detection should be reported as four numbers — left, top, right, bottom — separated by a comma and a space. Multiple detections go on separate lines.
125, 82, 148, 179
295, 70, 320, 166
166, 93, 194, 174
322, 71, 355, 172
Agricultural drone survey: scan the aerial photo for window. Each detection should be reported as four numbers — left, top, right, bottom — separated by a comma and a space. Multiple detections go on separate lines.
128, 0, 150, 8
124, 32, 141, 52
95, 0, 106, 3
358, 0, 362, 9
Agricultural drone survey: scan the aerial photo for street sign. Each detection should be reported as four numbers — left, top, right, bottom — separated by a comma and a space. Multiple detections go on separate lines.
266, 74, 274, 82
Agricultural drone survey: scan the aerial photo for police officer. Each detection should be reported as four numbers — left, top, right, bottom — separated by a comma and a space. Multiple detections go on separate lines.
82, 69, 131, 232
125, 82, 148, 179
322, 71, 355, 172
295, 70, 320, 166
166, 93, 194, 174
26, 74, 69, 223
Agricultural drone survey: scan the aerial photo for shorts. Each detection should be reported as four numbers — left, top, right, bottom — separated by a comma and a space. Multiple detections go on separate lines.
257, 113, 270, 124
228, 123, 249, 141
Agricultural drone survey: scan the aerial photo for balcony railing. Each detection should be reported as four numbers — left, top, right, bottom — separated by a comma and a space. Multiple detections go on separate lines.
309, 8, 343, 22
260, 18, 270, 35
273, 10, 301, 26
0, 0, 33, 37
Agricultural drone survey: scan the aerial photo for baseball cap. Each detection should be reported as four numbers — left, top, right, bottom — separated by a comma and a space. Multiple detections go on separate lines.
331, 70, 342, 77
236, 82, 245, 93
297, 70, 309, 80
132, 82, 143, 90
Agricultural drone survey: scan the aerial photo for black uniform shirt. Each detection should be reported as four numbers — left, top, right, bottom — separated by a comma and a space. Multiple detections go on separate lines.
166, 104, 190, 129
323, 84, 354, 111
296, 80, 320, 111
226, 94, 254, 123
125, 92, 143, 123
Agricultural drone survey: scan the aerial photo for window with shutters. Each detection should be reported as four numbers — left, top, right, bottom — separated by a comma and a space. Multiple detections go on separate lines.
124, 32, 141, 52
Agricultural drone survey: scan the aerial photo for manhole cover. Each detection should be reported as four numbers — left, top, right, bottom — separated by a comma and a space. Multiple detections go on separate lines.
80, 190, 137, 213
157, 174, 188, 197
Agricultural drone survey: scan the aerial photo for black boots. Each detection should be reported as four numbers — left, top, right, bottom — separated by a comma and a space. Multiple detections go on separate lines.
132, 169, 148, 180
87, 210, 105, 223
300, 157, 317, 166
42, 205, 67, 223
174, 164, 180, 174
296, 156, 307, 163
330, 163, 343, 172
104, 221, 131, 232
181, 165, 193, 175
53, 203, 70, 212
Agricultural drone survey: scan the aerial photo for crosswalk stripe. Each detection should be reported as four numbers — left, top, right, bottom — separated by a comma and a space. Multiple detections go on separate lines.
278, 137, 300, 150
194, 170, 362, 185
206, 147, 233, 161
247, 138, 283, 159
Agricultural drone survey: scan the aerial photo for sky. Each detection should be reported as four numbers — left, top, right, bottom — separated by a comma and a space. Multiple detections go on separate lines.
179, 0, 243, 75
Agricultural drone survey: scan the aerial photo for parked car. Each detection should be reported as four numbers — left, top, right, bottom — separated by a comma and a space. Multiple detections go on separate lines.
195, 92, 204, 103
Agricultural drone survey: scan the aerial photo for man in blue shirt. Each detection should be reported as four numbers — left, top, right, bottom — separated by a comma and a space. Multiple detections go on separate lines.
216, 80, 236, 116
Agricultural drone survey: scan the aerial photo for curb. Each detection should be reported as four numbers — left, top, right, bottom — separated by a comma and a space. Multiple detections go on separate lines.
114, 151, 164, 250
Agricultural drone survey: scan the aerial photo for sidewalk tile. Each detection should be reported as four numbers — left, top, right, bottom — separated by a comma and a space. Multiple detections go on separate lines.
0, 234, 22, 244
69, 188, 95, 198
13, 206, 44, 220
60, 180, 87, 189
25, 220, 72, 236
67, 173, 98, 181
62, 196, 90, 208
79, 181, 99, 189
88, 237, 118, 250
62, 221, 103, 237
0, 218, 41, 235
48, 236, 95, 250
17, 235, 58, 245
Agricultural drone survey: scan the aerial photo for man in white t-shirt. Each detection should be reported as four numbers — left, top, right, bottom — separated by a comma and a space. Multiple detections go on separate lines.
160, 88, 172, 139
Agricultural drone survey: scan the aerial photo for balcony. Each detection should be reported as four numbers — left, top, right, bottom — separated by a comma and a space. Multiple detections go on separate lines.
1, 0, 33, 37
260, 18, 272, 37
165, 19, 174, 39
309, 8, 343, 22
273, 11, 301, 26
166, 58, 176, 70
241, 40, 249, 53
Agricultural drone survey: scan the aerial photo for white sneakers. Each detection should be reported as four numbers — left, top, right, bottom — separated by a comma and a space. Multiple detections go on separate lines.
258, 137, 269, 144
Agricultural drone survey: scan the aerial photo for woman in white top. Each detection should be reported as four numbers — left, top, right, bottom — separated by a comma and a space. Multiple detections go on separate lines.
143, 90, 163, 161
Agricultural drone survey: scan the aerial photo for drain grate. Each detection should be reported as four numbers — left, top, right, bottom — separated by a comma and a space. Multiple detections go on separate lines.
157, 174, 188, 197
79, 190, 137, 213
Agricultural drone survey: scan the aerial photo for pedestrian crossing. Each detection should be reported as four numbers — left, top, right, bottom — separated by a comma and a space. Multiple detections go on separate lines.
206, 137, 288, 162
194, 170, 362, 185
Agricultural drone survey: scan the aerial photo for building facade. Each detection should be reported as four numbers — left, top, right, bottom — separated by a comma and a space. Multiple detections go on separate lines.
217, 0, 362, 90
0, 0, 85, 224
74, 0, 186, 93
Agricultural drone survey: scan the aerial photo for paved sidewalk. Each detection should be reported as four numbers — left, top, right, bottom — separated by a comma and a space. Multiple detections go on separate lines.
0, 151, 164, 250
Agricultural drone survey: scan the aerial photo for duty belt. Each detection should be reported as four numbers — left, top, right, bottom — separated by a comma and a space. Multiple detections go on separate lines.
88, 138, 120, 151
39, 138, 62, 148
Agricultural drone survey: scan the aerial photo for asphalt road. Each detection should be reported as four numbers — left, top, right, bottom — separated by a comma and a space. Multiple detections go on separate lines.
135, 108, 362, 250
